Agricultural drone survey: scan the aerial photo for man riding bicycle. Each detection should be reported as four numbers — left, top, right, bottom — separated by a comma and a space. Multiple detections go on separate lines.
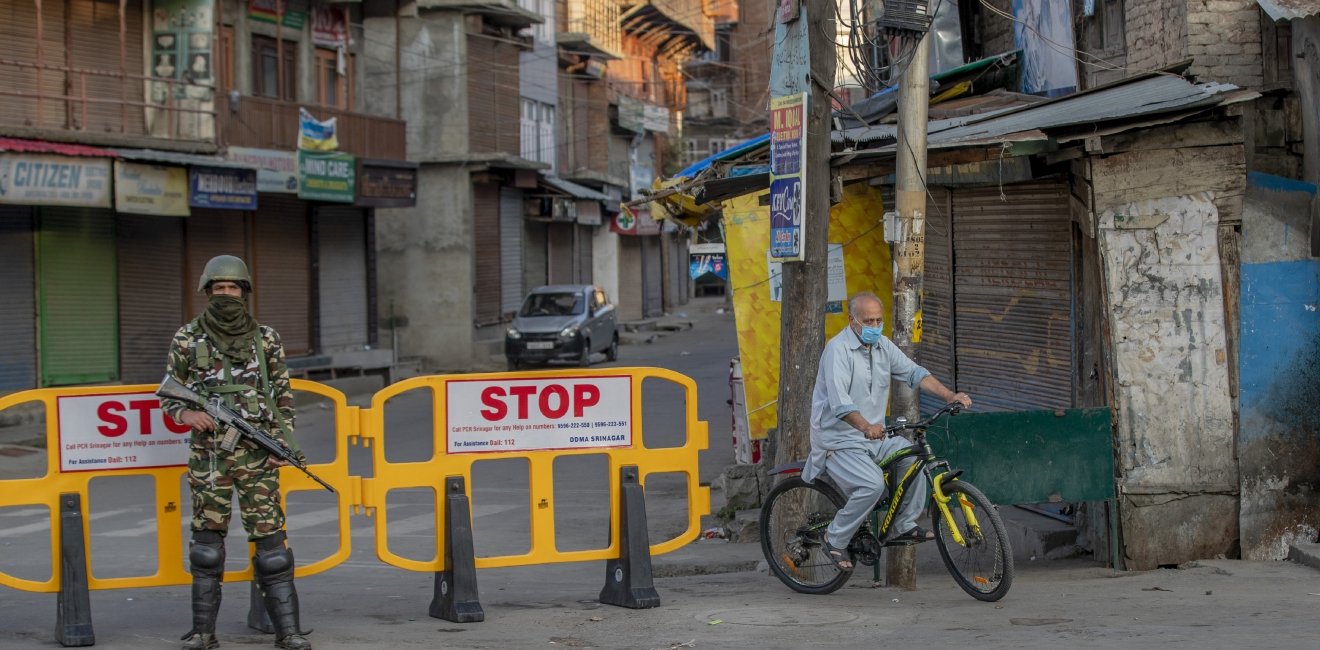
804, 291, 973, 570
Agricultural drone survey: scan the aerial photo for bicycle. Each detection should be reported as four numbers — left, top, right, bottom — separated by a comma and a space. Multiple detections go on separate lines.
759, 401, 1014, 601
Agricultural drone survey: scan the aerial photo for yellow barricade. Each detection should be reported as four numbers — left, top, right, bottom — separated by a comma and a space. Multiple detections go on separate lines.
358, 367, 711, 571
0, 379, 356, 593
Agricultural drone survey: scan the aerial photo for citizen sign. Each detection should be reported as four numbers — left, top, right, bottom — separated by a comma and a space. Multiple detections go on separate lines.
57, 392, 191, 472
445, 376, 633, 454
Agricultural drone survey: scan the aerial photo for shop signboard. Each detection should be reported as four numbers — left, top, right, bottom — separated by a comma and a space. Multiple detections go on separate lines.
0, 154, 111, 207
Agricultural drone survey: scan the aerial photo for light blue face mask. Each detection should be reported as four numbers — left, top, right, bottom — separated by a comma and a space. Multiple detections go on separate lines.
854, 318, 884, 345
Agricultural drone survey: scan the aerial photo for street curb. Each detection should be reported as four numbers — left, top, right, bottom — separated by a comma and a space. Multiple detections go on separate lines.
1287, 543, 1320, 571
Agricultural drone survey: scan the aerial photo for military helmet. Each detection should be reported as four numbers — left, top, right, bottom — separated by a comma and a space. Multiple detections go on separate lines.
197, 255, 252, 292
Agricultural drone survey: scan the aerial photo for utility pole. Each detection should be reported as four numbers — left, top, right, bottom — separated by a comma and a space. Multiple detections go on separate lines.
888, 27, 931, 590
771, 0, 837, 468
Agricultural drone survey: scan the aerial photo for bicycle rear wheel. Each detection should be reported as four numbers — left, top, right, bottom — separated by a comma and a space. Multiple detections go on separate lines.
931, 480, 1014, 601
759, 476, 851, 595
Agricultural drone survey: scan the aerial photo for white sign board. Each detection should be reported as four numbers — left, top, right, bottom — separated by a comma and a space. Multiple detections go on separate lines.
768, 244, 845, 303
445, 376, 633, 454
57, 393, 191, 472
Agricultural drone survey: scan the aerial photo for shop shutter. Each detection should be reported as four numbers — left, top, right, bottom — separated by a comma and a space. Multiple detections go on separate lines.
0, 0, 67, 130
37, 207, 117, 386
918, 188, 955, 415
616, 236, 642, 321
577, 224, 593, 284
499, 187, 523, 315
467, 32, 520, 154
117, 214, 184, 383
253, 196, 311, 356
473, 184, 501, 324
0, 207, 37, 391
950, 181, 1074, 412
315, 206, 368, 352
522, 220, 548, 294
547, 223, 573, 284
642, 235, 663, 317
66, 0, 144, 135
185, 208, 249, 319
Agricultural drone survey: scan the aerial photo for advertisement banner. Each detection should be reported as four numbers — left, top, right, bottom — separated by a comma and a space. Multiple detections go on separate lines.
724, 184, 892, 440
57, 393, 191, 472
227, 147, 298, 193
690, 253, 729, 280
298, 150, 355, 203
445, 376, 633, 454
298, 108, 339, 151
0, 154, 112, 207
151, 0, 214, 102
190, 166, 258, 210
769, 93, 806, 260
114, 161, 190, 216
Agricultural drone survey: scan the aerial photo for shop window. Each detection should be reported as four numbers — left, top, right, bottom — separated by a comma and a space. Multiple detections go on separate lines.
253, 35, 297, 100
315, 47, 353, 109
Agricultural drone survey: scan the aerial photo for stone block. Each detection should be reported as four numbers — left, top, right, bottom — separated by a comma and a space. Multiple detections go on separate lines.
714, 463, 769, 512
726, 508, 761, 543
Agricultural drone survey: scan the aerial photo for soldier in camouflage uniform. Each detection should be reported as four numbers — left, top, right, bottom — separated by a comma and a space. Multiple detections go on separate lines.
160, 255, 312, 650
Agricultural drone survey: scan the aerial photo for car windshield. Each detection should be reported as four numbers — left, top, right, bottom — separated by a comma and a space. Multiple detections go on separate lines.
520, 292, 583, 316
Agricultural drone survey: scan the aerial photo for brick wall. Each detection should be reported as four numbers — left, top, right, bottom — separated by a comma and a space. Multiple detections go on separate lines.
1124, 0, 1188, 73
1185, 0, 1263, 89
980, 0, 1016, 57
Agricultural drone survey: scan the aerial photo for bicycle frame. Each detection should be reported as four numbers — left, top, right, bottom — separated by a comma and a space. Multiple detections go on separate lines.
871, 431, 979, 548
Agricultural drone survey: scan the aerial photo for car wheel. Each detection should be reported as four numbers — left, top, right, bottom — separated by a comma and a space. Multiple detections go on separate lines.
607, 335, 619, 362
578, 340, 591, 367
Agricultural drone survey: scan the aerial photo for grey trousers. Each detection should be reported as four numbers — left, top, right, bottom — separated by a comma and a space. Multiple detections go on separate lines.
820, 437, 928, 549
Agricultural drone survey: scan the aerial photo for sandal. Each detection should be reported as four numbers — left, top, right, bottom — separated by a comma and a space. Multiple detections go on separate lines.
821, 537, 854, 571
890, 526, 936, 544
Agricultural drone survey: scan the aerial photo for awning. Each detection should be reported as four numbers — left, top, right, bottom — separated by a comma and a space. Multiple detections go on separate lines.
539, 174, 612, 202
417, 0, 543, 28
0, 137, 118, 158
110, 148, 255, 170
1257, 0, 1320, 21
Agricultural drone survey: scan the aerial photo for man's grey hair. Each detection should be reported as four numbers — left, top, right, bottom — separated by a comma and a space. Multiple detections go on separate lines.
848, 291, 883, 316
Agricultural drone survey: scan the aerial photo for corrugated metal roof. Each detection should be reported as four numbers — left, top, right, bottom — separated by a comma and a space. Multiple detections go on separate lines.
110, 148, 252, 169
0, 137, 118, 158
1257, 0, 1320, 20
540, 174, 612, 202
838, 74, 1246, 158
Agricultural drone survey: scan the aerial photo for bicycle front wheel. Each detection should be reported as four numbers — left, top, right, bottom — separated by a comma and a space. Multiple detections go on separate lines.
931, 480, 1014, 601
759, 476, 851, 595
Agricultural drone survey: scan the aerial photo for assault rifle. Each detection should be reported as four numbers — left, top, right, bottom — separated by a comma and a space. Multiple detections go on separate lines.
156, 375, 336, 494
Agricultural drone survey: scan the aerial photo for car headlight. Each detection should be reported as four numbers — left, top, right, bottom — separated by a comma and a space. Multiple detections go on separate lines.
507, 327, 521, 339
560, 326, 579, 338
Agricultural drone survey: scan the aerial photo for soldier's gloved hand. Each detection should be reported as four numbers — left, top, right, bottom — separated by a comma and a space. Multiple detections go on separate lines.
178, 410, 218, 432
266, 455, 291, 469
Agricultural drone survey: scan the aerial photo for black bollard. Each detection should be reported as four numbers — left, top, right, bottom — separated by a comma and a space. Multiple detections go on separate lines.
429, 476, 484, 622
599, 466, 660, 609
55, 493, 94, 647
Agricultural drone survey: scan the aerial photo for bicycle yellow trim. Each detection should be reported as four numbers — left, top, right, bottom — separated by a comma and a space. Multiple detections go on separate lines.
931, 472, 967, 547
957, 492, 984, 539
881, 461, 921, 534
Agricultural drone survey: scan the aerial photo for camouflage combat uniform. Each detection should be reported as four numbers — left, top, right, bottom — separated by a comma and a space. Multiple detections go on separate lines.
160, 321, 300, 540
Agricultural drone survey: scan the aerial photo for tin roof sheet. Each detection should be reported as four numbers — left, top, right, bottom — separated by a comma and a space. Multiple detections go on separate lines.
1257, 0, 1320, 20
0, 137, 118, 158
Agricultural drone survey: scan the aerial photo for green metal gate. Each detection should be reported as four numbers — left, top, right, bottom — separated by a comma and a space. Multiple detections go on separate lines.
38, 207, 118, 386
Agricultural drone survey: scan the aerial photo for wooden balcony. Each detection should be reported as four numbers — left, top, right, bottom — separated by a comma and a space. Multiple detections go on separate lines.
218, 95, 407, 161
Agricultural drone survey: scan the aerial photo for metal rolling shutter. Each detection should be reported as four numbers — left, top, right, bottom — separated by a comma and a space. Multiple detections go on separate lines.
522, 220, 547, 293
951, 181, 1074, 412
577, 224, 593, 284
499, 187, 523, 315
117, 214, 184, 383
0, 0, 67, 130
473, 184, 501, 324
642, 235, 663, 317
37, 207, 117, 386
253, 196, 311, 356
185, 209, 249, 319
547, 223, 573, 284
919, 188, 955, 415
67, 0, 144, 135
315, 206, 368, 352
616, 236, 642, 321
0, 207, 37, 391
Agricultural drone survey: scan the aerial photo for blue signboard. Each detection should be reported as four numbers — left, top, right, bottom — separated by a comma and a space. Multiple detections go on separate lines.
769, 176, 802, 258
189, 166, 258, 210
690, 253, 729, 281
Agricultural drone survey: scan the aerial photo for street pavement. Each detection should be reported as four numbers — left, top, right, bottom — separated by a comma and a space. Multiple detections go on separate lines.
3, 296, 1320, 648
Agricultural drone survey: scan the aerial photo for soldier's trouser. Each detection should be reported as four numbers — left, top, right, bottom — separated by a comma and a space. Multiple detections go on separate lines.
189, 530, 226, 637
253, 532, 307, 644
188, 443, 285, 539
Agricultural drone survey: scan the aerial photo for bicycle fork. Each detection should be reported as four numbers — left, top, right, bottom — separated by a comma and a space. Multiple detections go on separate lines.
931, 469, 982, 547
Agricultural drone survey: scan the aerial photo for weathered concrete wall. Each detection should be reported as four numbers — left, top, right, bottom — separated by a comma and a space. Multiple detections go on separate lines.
1238, 172, 1320, 560
593, 224, 620, 310
1297, 18, 1320, 193
1091, 138, 1247, 570
375, 165, 474, 370
395, 11, 469, 160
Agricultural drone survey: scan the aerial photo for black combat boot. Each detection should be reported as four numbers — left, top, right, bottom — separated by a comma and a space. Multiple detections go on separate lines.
182, 530, 225, 650
253, 533, 311, 650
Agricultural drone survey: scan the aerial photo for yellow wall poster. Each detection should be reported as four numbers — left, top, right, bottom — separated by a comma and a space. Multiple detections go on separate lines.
723, 183, 893, 440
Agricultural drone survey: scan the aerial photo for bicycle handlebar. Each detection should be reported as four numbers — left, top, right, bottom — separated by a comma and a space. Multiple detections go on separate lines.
883, 401, 964, 437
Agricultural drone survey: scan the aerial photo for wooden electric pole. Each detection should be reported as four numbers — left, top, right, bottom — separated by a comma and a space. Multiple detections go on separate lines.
887, 29, 931, 590
771, 1, 837, 468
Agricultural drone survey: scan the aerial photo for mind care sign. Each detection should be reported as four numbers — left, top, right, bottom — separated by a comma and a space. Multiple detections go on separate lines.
445, 376, 634, 453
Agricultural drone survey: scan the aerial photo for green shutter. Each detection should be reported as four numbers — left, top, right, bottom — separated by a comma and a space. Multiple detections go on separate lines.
38, 207, 118, 386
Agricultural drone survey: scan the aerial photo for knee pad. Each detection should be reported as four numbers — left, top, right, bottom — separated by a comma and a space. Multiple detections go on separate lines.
253, 547, 295, 578
189, 532, 226, 577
